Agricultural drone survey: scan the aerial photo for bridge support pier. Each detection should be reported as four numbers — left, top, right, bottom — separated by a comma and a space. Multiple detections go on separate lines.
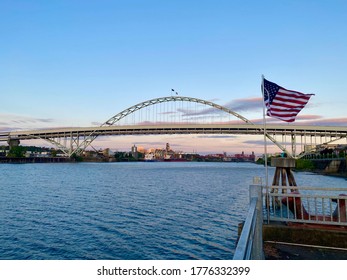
291, 134, 296, 158
7, 138, 20, 148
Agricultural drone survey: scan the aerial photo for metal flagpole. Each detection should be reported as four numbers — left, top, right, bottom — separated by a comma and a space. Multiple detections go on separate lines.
261, 75, 270, 223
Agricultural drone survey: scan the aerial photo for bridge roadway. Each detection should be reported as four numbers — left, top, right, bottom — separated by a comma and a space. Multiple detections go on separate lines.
1, 124, 346, 140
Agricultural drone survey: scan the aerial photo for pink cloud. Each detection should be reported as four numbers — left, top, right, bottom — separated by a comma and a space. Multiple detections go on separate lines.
296, 117, 347, 126
248, 114, 347, 126
295, 115, 322, 120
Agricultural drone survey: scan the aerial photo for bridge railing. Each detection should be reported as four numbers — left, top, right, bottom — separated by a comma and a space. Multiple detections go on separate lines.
265, 186, 347, 226
233, 179, 264, 260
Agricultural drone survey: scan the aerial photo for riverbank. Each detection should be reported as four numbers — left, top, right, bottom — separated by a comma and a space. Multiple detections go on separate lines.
295, 158, 347, 178
0, 157, 73, 163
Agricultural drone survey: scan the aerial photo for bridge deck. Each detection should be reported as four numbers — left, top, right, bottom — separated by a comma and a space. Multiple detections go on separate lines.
1, 124, 346, 141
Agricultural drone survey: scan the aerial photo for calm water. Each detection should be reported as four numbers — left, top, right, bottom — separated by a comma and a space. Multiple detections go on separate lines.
0, 162, 346, 260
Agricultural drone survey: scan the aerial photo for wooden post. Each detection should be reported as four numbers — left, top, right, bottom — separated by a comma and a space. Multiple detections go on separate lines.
270, 158, 296, 208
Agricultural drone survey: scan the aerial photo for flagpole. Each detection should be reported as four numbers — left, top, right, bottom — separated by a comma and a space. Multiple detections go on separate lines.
262, 75, 270, 223
261, 75, 268, 185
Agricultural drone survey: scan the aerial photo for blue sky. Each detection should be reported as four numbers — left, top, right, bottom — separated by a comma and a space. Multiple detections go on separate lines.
1, 0, 347, 153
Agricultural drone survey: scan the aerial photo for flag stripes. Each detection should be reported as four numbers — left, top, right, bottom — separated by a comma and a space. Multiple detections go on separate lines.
263, 78, 314, 122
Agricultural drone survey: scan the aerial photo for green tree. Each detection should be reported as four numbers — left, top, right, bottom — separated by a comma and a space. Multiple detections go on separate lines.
51, 149, 58, 157
295, 159, 314, 170
338, 150, 346, 158
7, 146, 26, 158
71, 153, 83, 162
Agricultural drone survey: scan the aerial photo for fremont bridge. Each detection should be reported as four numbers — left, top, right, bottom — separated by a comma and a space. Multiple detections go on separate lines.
1, 96, 346, 158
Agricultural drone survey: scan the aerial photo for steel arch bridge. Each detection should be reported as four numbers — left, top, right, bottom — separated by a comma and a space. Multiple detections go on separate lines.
1, 96, 347, 158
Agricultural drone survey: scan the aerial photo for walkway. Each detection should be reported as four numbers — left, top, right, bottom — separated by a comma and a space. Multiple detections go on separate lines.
263, 222, 347, 260
264, 241, 347, 260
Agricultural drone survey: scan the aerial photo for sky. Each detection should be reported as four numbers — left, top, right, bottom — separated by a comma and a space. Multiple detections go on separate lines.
1, 0, 347, 154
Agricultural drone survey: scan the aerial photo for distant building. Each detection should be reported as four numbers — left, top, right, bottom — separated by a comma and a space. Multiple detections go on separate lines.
131, 145, 138, 159
102, 148, 110, 157
223, 151, 256, 162
83, 150, 99, 158
143, 142, 177, 161
144, 152, 155, 161
25, 151, 51, 158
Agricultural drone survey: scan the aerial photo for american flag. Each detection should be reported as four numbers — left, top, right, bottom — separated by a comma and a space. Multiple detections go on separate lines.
262, 78, 314, 122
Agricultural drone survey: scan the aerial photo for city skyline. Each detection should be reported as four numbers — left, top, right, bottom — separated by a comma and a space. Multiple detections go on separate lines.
1, 1, 347, 154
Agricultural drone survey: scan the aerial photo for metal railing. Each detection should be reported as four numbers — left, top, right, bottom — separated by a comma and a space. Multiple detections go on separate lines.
234, 182, 347, 260
265, 186, 347, 226
233, 181, 264, 260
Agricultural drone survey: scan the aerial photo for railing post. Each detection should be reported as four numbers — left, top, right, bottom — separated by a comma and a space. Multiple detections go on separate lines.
250, 178, 264, 260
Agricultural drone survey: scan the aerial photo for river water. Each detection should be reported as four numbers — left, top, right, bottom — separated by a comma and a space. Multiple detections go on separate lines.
0, 162, 346, 260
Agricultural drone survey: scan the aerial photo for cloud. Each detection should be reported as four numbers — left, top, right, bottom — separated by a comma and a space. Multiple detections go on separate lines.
137, 121, 164, 125
224, 97, 263, 112
297, 117, 347, 126
248, 114, 324, 124
242, 139, 266, 146
37, 118, 54, 123
208, 98, 220, 103
0, 126, 16, 132
177, 107, 218, 117
295, 115, 322, 120
158, 111, 176, 115
135, 141, 167, 146
242, 139, 292, 146
0, 114, 55, 131
11, 118, 54, 124
171, 97, 263, 118
91, 121, 102, 126
196, 135, 237, 139
249, 114, 347, 126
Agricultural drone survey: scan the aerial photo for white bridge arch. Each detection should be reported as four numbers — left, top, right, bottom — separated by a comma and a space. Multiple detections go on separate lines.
74, 95, 257, 156
103, 96, 254, 126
